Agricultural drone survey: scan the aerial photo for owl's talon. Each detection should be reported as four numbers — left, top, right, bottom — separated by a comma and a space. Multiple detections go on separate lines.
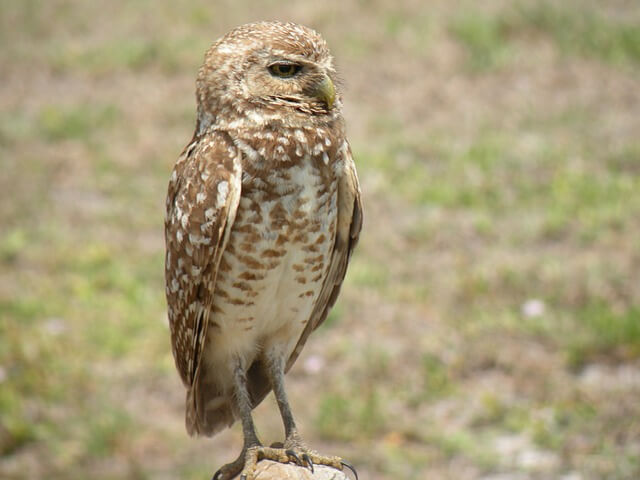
212, 469, 230, 480
341, 460, 358, 480
212, 446, 249, 480
212, 468, 226, 480
286, 449, 303, 466
302, 453, 314, 472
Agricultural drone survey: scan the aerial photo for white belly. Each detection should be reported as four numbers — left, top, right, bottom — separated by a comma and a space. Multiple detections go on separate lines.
205, 161, 337, 375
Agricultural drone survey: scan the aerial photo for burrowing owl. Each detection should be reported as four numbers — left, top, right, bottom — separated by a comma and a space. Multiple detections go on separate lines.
164, 21, 362, 480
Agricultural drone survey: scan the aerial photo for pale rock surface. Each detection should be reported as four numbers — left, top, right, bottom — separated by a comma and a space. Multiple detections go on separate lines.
253, 460, 350, 480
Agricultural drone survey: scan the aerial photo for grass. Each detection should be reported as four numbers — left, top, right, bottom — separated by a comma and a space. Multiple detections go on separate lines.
2, 0, 640, 479
450, 13, 511, 72
509, 2, 640, 66
48, 35, 210, 76
315, 390, 386, 442
37, 104, 121, 142
450, 3, 640, 72
565, 303, 640, 369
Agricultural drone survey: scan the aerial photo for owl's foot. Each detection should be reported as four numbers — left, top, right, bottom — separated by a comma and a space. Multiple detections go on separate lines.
212, 445, 307, 480
216, 443, 355, 480
267, 439, 358, 479
240, 445, 313, 479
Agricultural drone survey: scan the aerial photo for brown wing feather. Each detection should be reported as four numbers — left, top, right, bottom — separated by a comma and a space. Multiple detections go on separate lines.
165, 131, 241, 388
287, 142, 362, 371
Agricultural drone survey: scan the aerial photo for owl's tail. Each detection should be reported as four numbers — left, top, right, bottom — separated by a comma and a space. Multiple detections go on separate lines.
185, 359, 276, 436
185, 382, 235, 437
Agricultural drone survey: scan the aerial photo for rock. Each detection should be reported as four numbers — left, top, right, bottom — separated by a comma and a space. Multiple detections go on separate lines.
253, 460, 350, 480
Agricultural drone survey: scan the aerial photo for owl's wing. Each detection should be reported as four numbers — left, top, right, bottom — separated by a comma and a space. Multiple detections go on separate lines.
286, 142, 363, 371
165, 132, 241, 387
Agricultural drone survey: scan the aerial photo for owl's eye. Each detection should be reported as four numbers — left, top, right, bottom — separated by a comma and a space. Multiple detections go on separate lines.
268, 62, 302, 78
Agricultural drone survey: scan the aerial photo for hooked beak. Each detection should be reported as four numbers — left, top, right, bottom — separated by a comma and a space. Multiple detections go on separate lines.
312, 75, 335, 110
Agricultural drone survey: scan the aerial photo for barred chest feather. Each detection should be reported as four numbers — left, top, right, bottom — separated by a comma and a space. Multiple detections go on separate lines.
204, 127, 341, 376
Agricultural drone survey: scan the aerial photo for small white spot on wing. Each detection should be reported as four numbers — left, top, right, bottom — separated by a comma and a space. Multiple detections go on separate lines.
294, 129, 306, 143
216, 181, 229, 208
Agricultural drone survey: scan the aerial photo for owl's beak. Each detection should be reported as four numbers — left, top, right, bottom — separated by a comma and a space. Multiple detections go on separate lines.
313, 75, 335, 110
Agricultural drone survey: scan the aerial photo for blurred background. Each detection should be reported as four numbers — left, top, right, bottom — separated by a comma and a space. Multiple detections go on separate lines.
1, 1, 639, 479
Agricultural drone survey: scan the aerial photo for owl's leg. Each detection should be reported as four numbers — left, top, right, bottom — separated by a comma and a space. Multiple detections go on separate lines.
213, 357, 318, 480
212, 360, 262, 480
214, 353, 357, 480
262, 351, 358, 479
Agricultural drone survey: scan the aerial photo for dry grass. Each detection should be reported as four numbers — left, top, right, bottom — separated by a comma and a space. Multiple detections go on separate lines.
1, 1, 640, 479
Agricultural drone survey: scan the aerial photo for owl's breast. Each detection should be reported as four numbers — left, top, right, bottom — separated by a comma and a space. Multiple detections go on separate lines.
205, 154, 338, 364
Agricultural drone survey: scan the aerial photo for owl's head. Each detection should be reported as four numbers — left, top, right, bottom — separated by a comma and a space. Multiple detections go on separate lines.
196, 22, 341, 131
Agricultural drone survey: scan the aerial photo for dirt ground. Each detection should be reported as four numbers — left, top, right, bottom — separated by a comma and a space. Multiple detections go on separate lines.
1, 1, 640, 479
